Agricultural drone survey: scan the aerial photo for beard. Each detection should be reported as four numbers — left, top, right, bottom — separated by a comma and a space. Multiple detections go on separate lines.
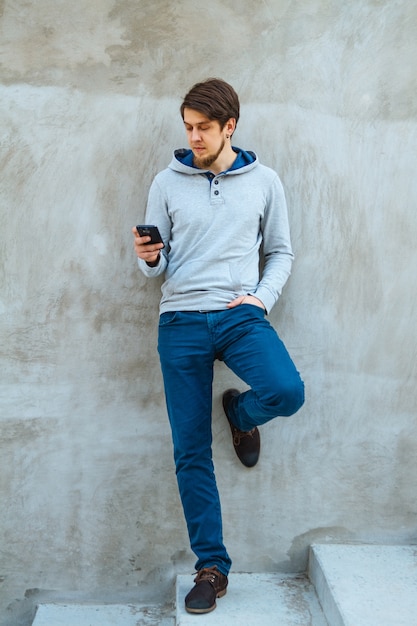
193, 137, 225, 169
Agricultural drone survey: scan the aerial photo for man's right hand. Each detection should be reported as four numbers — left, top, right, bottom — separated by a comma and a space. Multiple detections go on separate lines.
132, 226, 163, 265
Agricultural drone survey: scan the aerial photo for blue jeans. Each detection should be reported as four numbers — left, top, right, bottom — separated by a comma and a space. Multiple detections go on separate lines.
158, 305, 304, 575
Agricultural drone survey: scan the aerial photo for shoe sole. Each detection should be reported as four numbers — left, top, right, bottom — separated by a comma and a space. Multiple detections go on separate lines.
185, 588, 227, 614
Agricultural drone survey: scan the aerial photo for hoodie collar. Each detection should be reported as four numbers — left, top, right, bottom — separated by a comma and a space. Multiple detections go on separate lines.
172, 147, 257, 175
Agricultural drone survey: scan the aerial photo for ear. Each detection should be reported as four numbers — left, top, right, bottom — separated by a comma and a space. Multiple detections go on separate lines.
225, 118, 236, 136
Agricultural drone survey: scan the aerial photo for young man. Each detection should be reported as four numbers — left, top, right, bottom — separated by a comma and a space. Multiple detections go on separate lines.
132, 78, 304, 614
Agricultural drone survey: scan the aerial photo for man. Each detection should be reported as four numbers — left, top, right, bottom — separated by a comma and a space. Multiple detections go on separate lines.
132, 78, 304, 614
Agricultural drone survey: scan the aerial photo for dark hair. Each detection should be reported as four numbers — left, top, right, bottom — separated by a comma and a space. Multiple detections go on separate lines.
180, 78, 240, 129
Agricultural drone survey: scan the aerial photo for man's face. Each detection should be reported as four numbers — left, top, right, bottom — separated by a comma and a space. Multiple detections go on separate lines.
183, 108, 229, 169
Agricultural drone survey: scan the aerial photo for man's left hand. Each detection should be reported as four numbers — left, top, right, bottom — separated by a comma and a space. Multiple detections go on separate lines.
227, 295, 266, 311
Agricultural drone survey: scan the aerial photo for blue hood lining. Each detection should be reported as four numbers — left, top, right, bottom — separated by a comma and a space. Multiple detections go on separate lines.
176, 148, 256, 173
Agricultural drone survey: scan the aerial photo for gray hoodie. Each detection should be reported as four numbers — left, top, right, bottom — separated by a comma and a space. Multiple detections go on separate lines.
138, 148, 294, 314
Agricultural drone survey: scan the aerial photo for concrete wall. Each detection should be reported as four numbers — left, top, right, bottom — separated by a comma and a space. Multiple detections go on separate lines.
1, 0, 416, 623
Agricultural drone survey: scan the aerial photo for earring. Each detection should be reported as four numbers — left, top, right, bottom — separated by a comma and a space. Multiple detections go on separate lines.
226, 134, 230, 139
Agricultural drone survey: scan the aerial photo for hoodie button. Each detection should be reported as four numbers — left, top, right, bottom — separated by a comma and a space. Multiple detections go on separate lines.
214, 180, 219, 185
214, 190, 219, 195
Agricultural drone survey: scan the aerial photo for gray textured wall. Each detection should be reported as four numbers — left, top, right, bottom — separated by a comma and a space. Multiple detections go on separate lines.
1, 1, 416, 623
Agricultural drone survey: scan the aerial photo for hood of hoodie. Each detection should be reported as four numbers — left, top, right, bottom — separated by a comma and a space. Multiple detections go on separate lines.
168, 147, 258, 176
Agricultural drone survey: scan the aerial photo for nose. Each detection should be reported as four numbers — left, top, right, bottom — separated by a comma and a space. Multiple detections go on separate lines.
190, 127, 201, 142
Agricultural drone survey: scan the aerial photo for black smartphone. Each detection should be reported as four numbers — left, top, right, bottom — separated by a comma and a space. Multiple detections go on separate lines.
136, 225, 164, 247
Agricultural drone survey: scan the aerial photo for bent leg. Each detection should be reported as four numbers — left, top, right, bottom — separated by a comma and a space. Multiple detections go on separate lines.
221, 305, 304, 432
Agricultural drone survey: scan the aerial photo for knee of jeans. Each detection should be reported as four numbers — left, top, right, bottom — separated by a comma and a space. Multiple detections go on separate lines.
282, 377, 304, 416
263, 378, 305, 417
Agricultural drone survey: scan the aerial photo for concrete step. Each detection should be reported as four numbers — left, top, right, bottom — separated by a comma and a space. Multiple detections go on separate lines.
32, 572, 327, 625
309, 543, 417, 626
33, 544, 417, 625
176, 572, 328, 625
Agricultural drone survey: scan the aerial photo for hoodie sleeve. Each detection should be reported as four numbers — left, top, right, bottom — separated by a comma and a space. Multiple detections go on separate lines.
249, 174, 294, 313
137, 177, 170, 278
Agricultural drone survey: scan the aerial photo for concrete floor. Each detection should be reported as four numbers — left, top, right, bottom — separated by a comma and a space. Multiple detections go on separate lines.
32, 603, 175, 626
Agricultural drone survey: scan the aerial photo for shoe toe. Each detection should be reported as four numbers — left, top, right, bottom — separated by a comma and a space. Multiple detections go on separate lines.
185, 581, 216, 613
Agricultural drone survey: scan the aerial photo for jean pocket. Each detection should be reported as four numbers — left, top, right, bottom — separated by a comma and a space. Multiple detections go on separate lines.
159, 311, 179, 326
240, 303, 266, 316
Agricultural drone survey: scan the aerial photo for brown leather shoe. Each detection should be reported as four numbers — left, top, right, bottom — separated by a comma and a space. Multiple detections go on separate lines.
185, 566, 228, 614
222, 388, 260, 468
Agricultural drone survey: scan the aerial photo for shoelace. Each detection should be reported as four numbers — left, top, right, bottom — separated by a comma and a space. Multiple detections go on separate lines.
232, 426, 257, 446
194, 567, 221, 585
